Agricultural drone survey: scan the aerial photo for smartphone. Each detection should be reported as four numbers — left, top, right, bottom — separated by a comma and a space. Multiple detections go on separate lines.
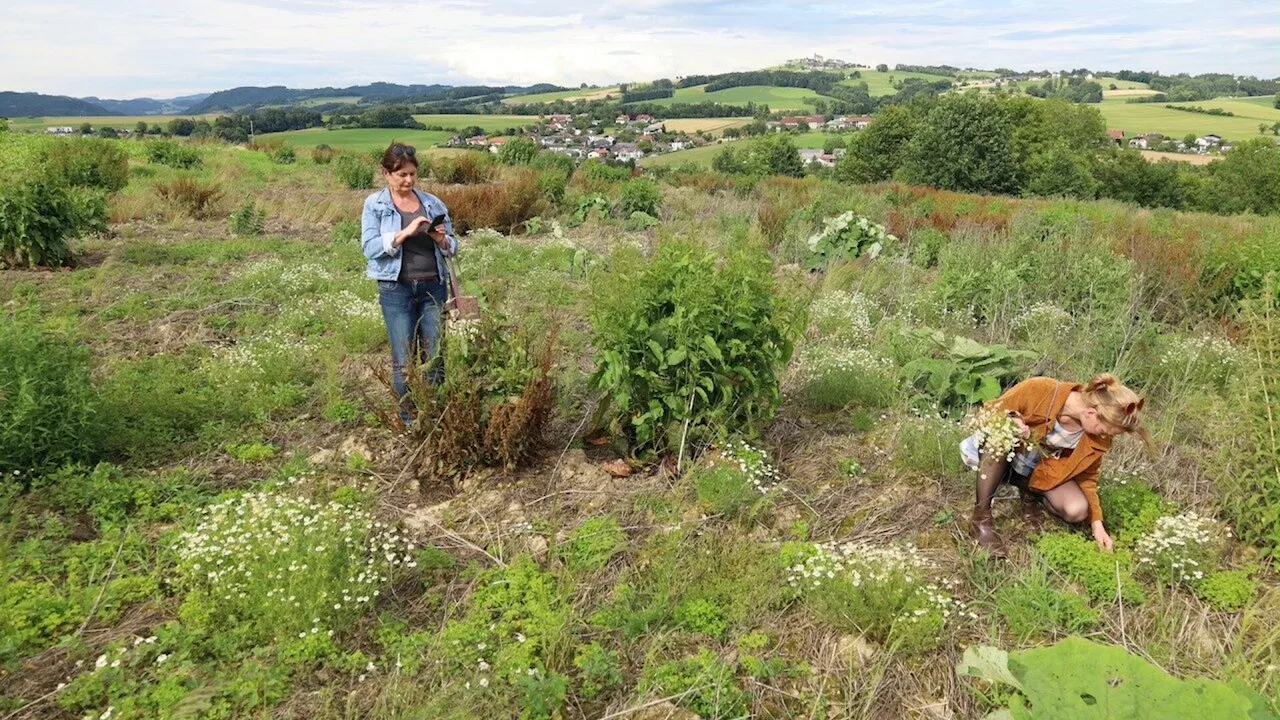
427, 214, 446, 232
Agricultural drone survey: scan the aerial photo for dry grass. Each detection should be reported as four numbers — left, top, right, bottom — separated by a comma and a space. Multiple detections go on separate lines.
424, 169, 545, 233
1141, 150, 1218, 165
661, 118, 753, 136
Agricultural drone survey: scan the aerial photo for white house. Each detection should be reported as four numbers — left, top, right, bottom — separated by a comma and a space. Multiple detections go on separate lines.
615, 114, 630, 125
46, 126, 74, 135
644, 122, 666, 134
1128, 137, 1149, 150
614, 143, 644, 161
1195, 134, 1223, 151
669, 140, 688, 151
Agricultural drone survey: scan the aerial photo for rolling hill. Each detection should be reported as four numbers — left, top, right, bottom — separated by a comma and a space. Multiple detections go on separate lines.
0, 92, 115, 118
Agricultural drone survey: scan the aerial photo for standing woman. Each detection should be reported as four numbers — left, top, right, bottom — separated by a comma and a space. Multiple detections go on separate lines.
961, 374, 1155, 557
360, 142, 458, 421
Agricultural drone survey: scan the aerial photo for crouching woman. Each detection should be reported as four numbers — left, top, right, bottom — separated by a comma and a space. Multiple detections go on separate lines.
360, 142, 458, 422
962, 374, 1154, 557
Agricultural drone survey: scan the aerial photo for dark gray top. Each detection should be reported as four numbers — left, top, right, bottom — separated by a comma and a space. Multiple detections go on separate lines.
396, 204, 440, 282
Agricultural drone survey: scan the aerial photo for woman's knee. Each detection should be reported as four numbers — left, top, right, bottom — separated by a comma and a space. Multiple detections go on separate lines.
1059, 500, 1089, 524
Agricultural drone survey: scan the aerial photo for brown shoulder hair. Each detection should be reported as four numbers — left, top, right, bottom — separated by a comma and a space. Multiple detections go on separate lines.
380, 142, 417, 172
1081, 373, 1155, 454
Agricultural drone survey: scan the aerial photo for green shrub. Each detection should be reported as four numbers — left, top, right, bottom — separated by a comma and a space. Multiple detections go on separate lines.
903, 334, 1035, 413
673, 597, 730, 638
624, 210, 658, 231
556, 517, 626, 573
145, 139, 202, 169
175, 490, 415, 642
1035, 532, 1146, 604
787, 541, 960, 655
993, 564, 1098, 641
225, 441, 275, 463
1194, 569, 1257, 611
0, 313, 100, 477
531, 152, 574, 178
642, 649, 749, 719
310, 144, 336, 164
805, 212, 899, 268
0, 175, 107, 268
909, 227, 948, 268
572, 642, 621, 700
1097, 474, 1167, 541
589, 237, 798, 456
269, 144, 296, 164
497, 136, 540, 166
334, 153, 375, 189
228, 197, 267, 236
430, 152, 495, 184
616, 177, 660, 216
44, 136, 129, 193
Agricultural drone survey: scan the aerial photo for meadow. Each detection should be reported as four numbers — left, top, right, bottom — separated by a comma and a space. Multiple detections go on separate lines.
412, 114, 541, 132
841, 69, 956, 97
3, 131, 1280, 720
504, 87, 621, 104
1097, 97, 1280, 140
6, 115, 209, 132
256, 127, 456, 152
639, 84, 834, 110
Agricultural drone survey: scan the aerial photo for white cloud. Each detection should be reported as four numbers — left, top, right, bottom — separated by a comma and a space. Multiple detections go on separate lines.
0, 0, 1275, 98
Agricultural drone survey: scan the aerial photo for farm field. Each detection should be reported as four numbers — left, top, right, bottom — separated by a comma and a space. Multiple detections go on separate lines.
258, 127, 454, 151
639, 84, 833, 110
7, 115, 210, 132
504, 86, 620, 104
841, 69, 956, 97
642, 131, 838, 167
4, 129, 1280, 720
1097, 97, 1280, 140
412, 114, 540, 132
659, 117, 753, 135
1141, 150, 1218, 165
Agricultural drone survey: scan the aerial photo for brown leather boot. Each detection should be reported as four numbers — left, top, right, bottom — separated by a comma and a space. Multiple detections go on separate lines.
969, 503, 1007, 558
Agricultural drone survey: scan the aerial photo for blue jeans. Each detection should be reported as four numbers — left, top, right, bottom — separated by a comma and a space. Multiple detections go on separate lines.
378, 279, 447, 418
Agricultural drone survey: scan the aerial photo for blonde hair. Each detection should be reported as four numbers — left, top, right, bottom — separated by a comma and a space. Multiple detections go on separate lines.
1081, 373, 1155, 454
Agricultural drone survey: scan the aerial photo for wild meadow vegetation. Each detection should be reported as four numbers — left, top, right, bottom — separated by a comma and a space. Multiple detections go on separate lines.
2, 127, 1280, 719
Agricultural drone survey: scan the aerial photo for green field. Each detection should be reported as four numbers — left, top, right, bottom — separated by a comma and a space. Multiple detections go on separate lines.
638, 84, 833, 111
642, 131, 837, 167
841, 70, 956, 97
1095, 76, 1150, 90
412, 114, 540, 132
1098, 97, 1280, 141
503, 86, 620, 104
258, 127, 455, 151
7, 115, 209, 132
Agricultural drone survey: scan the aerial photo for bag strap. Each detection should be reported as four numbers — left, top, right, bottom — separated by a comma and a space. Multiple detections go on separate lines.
445, 255, 462, 302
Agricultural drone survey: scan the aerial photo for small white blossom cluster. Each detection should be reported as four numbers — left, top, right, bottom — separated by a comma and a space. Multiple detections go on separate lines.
787, 542, 970, 624
790, 343, 894, 387
449, 318, 482, 345
237, 260, 336, 292
1135, 512, 1225, 585
466, 228, 506, 241
1159, 334, 1238, 380
212, 327, 312, 374
719, 440, 782, 495
1013, 302, 1073, 333
806, 212, 897, 261
807, 291, 875, 345
286, 290, 382, 324
177, 491, 417, 637
968, 407, 1022, 463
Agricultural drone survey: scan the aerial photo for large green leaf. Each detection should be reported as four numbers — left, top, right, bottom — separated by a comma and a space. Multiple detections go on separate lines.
959, 637, 1275, 720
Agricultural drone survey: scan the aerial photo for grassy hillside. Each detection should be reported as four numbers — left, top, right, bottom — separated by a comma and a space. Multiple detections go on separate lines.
7, 115, 206, 132
258, 127, 455, 151
841, 70, 956, 97
642, 131, 834, 167
504, 87, 620, 104
4, 136, 1280, 720
639, 84, 834, 111
412, 114, 540, 132
1097, 97, 1280, 140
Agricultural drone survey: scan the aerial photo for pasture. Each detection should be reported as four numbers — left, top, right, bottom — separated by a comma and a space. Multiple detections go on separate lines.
257, 127, 455, 151
412, 114, 540, 132
503, 86, 620, 103
1097, 97, 1280, 140
638, 84, 834, 110
842, 69, 956, 97
6, 115, 209, 132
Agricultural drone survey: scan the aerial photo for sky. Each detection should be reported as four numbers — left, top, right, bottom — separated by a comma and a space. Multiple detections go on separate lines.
2, 0, 1277, 99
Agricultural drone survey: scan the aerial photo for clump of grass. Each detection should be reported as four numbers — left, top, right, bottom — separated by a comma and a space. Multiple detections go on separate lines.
994, 562, 1099, 641
692, 441, 781, 518
896, 413, 969, 477
641, 649, 749, 719
154, 176, 224, 219
556, 517, 626, 573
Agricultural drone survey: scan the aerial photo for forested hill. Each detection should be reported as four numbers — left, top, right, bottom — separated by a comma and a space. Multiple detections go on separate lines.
0, 92, 115, 118
188, 82, 565, 113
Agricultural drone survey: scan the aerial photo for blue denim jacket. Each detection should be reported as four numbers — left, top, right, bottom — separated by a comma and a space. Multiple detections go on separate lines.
360, 188, 459, 281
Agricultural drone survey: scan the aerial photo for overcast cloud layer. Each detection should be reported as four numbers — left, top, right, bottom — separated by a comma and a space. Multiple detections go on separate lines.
3, 0, 1277, 98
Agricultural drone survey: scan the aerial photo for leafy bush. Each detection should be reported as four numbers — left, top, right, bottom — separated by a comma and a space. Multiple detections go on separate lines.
673, 597, 730, 638
145, 139, 202, 169
624, 210, 658, 231
44, 136, 129, 193
0, 313, 100, 478
958, 637, 1273, 719
994, 564, 1098, 641
333, 153, 374, 189
0, 174, 107, 268
786, 541, 963, 654
641, 649, 749, 719
497, 136, 540, 166
269, 144, 296, 164
1035, 532, 1146, 604
175, 490, 416, 642
904, 333, 1034, 413
616, 177, 661, 216
572, 642, 621, 700
805, 212, 899, 268
400, 315, 557, 477
310, 144, 336, 164
589, 237, 798, 456
556, 517, 626, 573
1097, 474, 1167, 541
430, 152, 496, 184
692, 441, 781, 518
1194, 569, 1257, 611
154, 176, 224, 219
909, 227, 947, 268
228, 197, 267, 236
